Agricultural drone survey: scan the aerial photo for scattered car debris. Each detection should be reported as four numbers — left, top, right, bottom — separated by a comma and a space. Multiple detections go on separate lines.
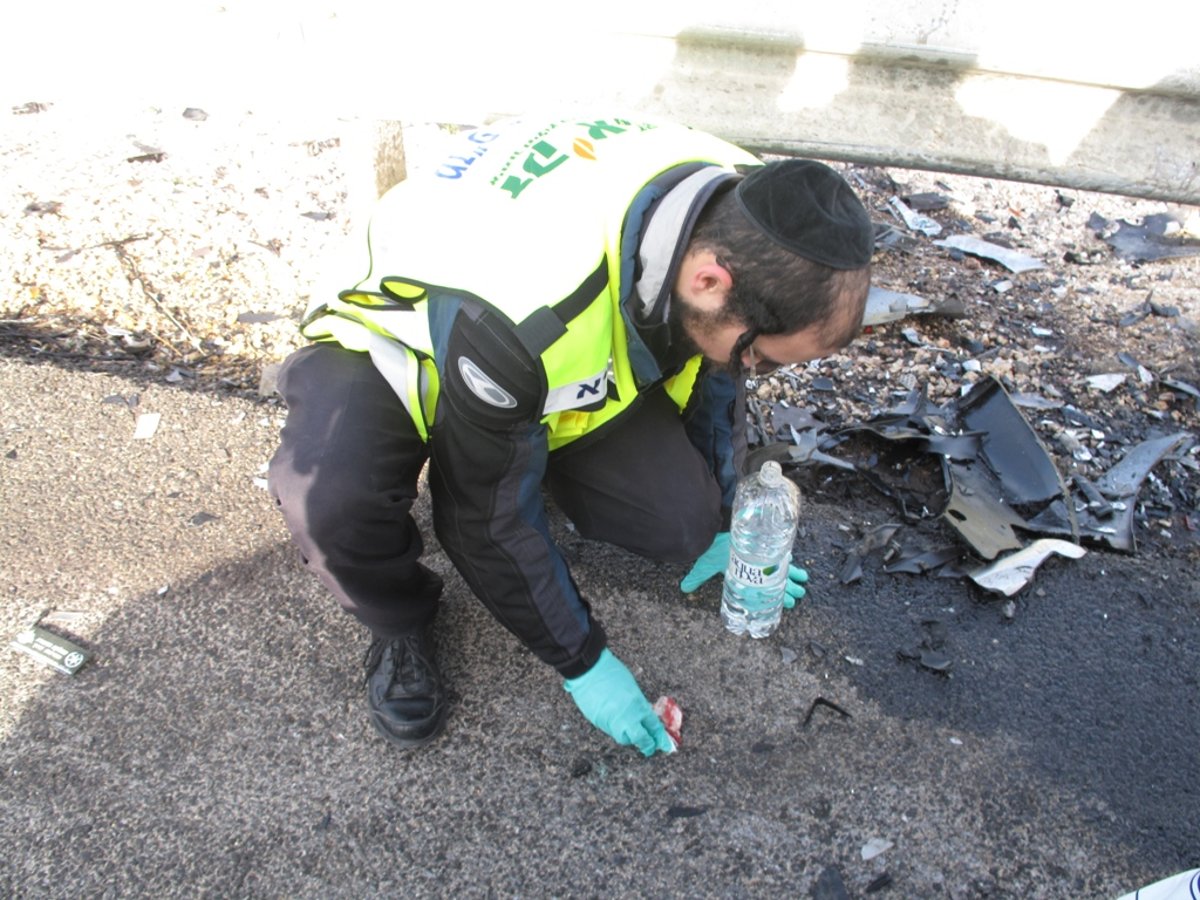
903, 191, 950, 212
898, 618, 954, 673
1029, 432, 1195, 552
772, 371, 1192, 589
883, 546, 961, 575
9, 623, 91, 675
1090, 212, 1200, 262
889, 195, 942, 236
933, 234, 1046, 273
1085, 374, 1127, 393
1162, 378, 1200, 408
862, 286, 966, 327
825, 377, 1074, 562
968, 539, 1088, 596
873, 222, 922, 254
802, 697, 853, 726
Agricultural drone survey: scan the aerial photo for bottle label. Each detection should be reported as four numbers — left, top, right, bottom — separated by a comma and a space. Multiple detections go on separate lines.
729, 554, 779, 586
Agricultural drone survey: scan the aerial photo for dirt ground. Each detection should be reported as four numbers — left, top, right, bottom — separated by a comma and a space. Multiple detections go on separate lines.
2, 100, 1199, 897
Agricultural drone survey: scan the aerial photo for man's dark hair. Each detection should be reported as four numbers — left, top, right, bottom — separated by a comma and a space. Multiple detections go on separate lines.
688, 184, 872, 357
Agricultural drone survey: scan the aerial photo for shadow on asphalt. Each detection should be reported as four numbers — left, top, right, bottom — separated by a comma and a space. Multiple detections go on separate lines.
4, 490, 1197, 895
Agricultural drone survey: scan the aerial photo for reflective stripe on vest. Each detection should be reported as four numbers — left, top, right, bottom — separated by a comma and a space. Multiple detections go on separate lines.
300, 293, 440, 441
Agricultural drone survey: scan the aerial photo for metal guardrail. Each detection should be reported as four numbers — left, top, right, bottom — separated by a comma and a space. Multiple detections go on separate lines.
5, 3, 1198, 203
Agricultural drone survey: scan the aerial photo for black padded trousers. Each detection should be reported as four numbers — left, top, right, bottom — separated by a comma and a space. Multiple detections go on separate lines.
268, 344, 722, 637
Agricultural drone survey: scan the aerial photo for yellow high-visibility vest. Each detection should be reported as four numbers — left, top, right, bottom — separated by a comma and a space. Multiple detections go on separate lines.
300, 114, 759, 446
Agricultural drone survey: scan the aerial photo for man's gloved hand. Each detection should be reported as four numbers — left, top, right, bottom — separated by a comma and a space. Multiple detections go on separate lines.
563, 649, 675, 757
679, 532, 809, 607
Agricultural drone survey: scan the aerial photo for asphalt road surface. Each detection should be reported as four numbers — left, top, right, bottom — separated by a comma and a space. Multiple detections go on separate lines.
1, 356, 1196, 898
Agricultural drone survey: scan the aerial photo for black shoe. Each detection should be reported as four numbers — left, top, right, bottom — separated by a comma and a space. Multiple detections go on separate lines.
364, 628, 447, 748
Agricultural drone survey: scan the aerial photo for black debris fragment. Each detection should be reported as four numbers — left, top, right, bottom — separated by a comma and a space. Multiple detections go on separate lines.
1118, 301, 1152, 327
873, 222, 922, 255
883, 546, 962, 575
898, 619, 953, 673
803, 697, 853, 726
1091, 213, 1200, 262
904, 191, 949, 212
838, 555, 865, 585
1120, 292, 1185, 327
1029, 432, 1194, 552
1162, 379, 1200, 408
839, 523, 904, 584
666, 805, 708, 819
23, 200, 62, 216
823, 378, 1073, 562
770, 373, 1191, 590
866, 872, 894, 893
812, 865, 851, 900
788, 426, 857, 473
862, 286, 966, 326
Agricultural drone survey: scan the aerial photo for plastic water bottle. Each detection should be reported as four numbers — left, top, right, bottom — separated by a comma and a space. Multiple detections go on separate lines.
721, 460, 801, 638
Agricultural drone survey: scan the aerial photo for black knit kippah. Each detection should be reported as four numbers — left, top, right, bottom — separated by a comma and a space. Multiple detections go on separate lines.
735, 160, 874, 269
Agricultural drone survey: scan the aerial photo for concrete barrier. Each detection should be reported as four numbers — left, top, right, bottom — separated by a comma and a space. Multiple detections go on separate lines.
5, 2, 1198, 203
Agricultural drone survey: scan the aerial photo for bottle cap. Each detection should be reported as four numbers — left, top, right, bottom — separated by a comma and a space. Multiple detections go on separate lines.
759, 460, 784, 484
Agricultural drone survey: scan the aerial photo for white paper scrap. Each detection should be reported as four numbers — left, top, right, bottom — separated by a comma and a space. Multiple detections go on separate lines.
133, 412, 161, 440
861, 837, 894, 861
1085, 373, 1127, 393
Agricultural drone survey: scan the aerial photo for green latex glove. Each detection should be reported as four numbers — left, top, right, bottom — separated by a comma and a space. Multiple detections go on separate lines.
563, 649, 675, 757
679, 532, 809, 607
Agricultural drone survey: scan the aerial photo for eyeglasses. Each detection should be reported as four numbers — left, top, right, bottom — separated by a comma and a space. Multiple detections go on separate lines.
743, 342, 784, 376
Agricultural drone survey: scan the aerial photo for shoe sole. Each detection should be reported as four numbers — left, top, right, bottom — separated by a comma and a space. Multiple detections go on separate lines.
369, 709, 447, 749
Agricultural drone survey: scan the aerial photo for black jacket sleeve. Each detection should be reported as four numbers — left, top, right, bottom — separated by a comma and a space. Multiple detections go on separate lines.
426, 299, 606, 678
683, 366, 748, 529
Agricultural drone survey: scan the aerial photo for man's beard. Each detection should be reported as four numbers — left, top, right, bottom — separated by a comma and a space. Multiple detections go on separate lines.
666, 292, 742, 372
665, 293, 702, 367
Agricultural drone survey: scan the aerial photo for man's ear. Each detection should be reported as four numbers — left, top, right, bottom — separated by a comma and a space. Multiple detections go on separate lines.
682, 253, 734, 311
